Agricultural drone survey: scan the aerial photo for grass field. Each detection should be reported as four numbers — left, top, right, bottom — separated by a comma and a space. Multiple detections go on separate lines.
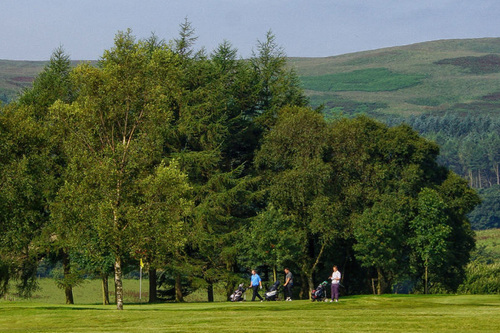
1, 294, 500, 332
476, 228, 500, 259
1, 228, 499, 332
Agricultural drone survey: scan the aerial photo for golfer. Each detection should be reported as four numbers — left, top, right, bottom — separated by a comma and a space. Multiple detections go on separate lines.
329, 265, 341, 302
283, 268, 293, 301
249, 269, 263, 301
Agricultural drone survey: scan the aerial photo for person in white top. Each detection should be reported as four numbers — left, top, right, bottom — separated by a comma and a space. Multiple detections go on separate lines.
329, 265, 341, 302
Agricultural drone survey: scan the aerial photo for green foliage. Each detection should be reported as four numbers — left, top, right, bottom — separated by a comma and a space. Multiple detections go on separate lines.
0, 28, 489, 304
469, 186, 500, 229
386, 112, 499, 228
353, 194, 411, 289
459, 260, 500, 294
250, 31, 308, 128
410, 189, 451, 261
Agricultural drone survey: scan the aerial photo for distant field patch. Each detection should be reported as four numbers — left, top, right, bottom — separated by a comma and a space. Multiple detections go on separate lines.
476, 228, 500, 258
435, 54, 500, 74
301, 68, 425, 92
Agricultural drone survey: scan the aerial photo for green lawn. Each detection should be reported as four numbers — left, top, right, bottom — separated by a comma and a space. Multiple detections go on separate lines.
1, 295, 499, 332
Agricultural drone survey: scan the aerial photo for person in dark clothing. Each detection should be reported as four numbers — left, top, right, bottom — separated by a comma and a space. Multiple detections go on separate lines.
283, 268, 293, 301
249, 269, 263, 301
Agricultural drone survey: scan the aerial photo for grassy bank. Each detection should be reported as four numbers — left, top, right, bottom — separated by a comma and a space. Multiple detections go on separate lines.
1, 295, 500, 332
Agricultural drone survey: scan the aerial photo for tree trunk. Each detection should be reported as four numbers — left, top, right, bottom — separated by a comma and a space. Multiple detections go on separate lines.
102, 274, 110, 305
114, 256, 124, 310
424, 261, 428, 295
273, 265, 277, 283
299, 270, 308, 300
148, 267, 157, 303
307, 274, 314, 300
62, 251, 74, 304
376, 267, 385, 295
175, 274, 184, 302
303, 242, 326, 300
207, 283, 214, 302
495, 163, 500, 185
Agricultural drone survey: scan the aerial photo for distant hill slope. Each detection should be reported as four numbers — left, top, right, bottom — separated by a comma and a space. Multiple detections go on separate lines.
0, 60, 90, 104
2, 38, 500, 115
289, 37, 500, 116
0, 60, 47, 103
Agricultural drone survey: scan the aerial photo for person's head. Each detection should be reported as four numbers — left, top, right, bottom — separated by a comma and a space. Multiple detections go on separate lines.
284, 268, 289, 273
251, 269, 256, 275
333, 265, 338, 272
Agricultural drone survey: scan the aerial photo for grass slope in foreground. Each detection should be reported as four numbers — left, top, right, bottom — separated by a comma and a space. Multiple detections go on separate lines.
1, 295, 499, 332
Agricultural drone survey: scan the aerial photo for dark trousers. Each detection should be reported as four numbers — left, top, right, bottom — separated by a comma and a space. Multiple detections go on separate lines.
331, 283, 339, 300
252, 285, 263, 301
284, 284, 293, 299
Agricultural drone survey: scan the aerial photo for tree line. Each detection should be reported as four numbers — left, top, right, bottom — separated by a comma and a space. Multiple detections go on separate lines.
384, 112, 500, 229
0, 25, 480, 309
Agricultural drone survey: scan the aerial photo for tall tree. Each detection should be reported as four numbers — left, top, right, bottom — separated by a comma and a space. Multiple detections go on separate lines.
50, 30, 184, 309
353, 194, 411, 294
250, 31, 308, 129
409, 188, 451, 294
129, 160, 192, 303
255, 106, 345, 297
0, 47, 73, 299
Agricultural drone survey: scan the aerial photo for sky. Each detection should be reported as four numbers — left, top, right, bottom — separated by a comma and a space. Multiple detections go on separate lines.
1, 0, 499, 61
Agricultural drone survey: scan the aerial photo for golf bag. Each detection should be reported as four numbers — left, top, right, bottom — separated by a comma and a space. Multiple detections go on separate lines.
230, 283, 246, 302
265, 280, 281, 301
311, 281, 329, 302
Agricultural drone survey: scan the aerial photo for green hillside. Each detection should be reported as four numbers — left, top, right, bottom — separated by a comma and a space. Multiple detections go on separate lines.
3, 38, 500, 114
0, 60, 47, 104
476, 228, 500, 259
289, 37, 500, 117
0, 60, 90, 104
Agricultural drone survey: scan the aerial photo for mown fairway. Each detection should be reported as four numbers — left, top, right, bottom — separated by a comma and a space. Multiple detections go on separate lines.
1, 295, 500, 332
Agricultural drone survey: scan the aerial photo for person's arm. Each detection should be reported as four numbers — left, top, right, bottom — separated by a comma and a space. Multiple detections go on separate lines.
284, 277, 290, 286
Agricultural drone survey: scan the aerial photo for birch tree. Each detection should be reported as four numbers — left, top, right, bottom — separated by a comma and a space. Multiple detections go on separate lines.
50, 30, 184, 309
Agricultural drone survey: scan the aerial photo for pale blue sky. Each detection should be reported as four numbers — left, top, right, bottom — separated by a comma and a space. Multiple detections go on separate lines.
1, 0, 499, 60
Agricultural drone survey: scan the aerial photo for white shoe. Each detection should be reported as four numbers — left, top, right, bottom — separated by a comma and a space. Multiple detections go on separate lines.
335, 299, 338, 302
330, 300, 333, 302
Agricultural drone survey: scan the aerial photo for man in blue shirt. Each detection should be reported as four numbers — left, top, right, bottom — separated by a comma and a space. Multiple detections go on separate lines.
249, 269, 263, 301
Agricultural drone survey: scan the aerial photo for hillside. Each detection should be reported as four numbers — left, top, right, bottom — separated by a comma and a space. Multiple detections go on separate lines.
0, 60, 47, 103
0, 60, 90, 104
289, 37, 500, 117
476, 228, 500, 259
2, 38, 500, 113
